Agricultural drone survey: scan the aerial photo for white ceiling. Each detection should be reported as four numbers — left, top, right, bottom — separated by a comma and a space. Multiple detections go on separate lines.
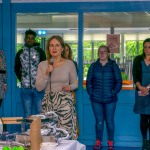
17, 12, 150, 34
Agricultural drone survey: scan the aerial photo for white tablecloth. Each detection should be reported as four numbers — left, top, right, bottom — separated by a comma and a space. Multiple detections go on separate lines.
56, 140, 86, 150
0, 140, 86, 150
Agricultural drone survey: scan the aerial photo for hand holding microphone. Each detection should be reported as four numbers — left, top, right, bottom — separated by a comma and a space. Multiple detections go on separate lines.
45, 58, 54, 76
50, 57, 54, 65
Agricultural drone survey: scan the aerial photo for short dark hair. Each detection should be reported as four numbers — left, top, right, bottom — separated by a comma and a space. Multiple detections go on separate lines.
143, 38, 150, 46
142, 38, 150, 57
98, 45, 110, 52
25, 29, 37, 37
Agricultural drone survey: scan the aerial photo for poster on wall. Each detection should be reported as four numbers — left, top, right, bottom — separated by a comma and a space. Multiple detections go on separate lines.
107, 34, 120, 53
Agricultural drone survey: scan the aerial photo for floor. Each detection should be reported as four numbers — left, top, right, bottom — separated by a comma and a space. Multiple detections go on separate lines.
86, 145, 141, 150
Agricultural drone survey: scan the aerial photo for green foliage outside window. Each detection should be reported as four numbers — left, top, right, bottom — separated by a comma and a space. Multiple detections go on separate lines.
16, 38, 145, 82
126, 40, 143, 57
17, 43, 23, 52
83, 41, 106, 79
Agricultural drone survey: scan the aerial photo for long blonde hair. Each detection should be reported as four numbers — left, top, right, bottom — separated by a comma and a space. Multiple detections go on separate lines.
65, 43, 73, 60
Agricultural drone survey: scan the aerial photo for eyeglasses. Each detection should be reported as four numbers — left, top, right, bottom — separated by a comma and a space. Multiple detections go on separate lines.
49, 44, 61, 49
144, 46, 150, 49
99, 50, 108, 54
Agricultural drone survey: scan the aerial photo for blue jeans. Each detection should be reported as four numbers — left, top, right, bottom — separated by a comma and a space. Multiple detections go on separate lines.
91, 101, 117, 141
21, 88, 44, 118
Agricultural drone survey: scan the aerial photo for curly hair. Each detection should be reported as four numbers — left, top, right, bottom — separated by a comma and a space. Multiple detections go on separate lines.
25, 29, 37, 38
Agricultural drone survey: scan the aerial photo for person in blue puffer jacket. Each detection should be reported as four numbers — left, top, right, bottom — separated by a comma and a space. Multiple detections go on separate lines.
86, 45, 122, 150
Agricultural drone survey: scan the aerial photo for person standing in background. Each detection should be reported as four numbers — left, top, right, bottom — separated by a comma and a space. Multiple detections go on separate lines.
133, 38, 150, 150
86, 45, 122, 150
14, 29, 46, 118
36, 35, 78, 140
0, 50, 7, 131
64, 43, 78, 73
64, 42, 79, 136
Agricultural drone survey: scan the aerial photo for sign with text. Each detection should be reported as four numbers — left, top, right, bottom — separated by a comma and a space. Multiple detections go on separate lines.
107, 34, 120, 53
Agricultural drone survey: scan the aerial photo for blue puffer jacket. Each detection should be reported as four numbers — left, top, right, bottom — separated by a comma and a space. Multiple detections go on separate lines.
86, 58, 122, 103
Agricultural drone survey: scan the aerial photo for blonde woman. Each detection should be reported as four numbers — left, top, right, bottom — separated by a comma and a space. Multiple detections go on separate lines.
36, 35, 78, 139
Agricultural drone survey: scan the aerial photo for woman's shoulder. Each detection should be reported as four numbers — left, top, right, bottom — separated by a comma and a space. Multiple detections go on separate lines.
64, 59, 77, 70
66, 59, 72, 63
65, 59, 74, 65
134, 54, 144, 60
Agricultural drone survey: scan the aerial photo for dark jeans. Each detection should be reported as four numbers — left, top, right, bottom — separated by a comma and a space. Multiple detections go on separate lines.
140, 114, 150, 140
0, 99, 7, 132
0, 99, 3, 107
91, 101, 117, 141
21, 88, 44, 118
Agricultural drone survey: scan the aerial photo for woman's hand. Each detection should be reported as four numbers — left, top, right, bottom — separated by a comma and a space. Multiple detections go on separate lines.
139, 86, 149, 96
62, 85, 71, 92
45, 65, 54, 76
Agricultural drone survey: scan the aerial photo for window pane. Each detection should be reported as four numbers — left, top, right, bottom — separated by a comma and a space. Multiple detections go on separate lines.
16, 13, 78, 87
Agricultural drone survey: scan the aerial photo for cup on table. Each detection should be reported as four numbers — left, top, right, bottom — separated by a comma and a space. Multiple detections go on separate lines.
41, 142, 58, 150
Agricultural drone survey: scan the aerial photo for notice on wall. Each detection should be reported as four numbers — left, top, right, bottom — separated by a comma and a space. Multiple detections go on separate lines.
107, 34, 120, 53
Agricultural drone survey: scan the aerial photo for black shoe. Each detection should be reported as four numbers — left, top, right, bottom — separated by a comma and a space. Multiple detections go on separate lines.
142, 139, 147, 150
147, 140, 150, 150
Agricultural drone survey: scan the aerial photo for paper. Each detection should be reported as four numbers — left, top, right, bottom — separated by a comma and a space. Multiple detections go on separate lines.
30, 117, 41, 150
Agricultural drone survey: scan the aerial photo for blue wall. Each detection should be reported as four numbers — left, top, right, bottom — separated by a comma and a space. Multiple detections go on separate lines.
1, 0, 150, 147
79, 89, 141, 147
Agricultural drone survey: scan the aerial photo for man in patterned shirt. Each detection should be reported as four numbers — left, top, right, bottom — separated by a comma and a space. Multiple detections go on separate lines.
14, 29, 46, 118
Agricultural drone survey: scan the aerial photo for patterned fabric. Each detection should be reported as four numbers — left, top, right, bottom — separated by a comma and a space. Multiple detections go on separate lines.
0, 50, 6, 71
20, 47, 40, 88
41, 91, 78, 140
0, 50, 7, 100
14, 45, 46, 88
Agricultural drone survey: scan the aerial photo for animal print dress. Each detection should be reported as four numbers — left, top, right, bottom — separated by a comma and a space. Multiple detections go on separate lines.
41, 91, 78, 140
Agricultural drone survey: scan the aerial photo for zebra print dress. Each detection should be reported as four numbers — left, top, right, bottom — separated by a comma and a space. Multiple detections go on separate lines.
41, 91, 78, 140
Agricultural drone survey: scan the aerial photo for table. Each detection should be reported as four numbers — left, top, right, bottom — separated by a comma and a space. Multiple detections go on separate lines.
56, 140, 86, 150
0, 140, 86, 150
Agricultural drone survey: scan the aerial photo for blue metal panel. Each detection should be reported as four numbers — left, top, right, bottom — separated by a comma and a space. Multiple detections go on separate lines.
81, 90, 141, 147
0, 4, 3, 117
11, 1, 150, 12
76, 12, 84, 139
2, 0, 11, 118
0, 4, 2, 49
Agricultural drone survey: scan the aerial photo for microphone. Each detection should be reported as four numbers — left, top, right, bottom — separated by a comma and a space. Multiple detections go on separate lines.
49, 58, 54, 93
49, 58, 54, 76
50, 58, 54, 65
